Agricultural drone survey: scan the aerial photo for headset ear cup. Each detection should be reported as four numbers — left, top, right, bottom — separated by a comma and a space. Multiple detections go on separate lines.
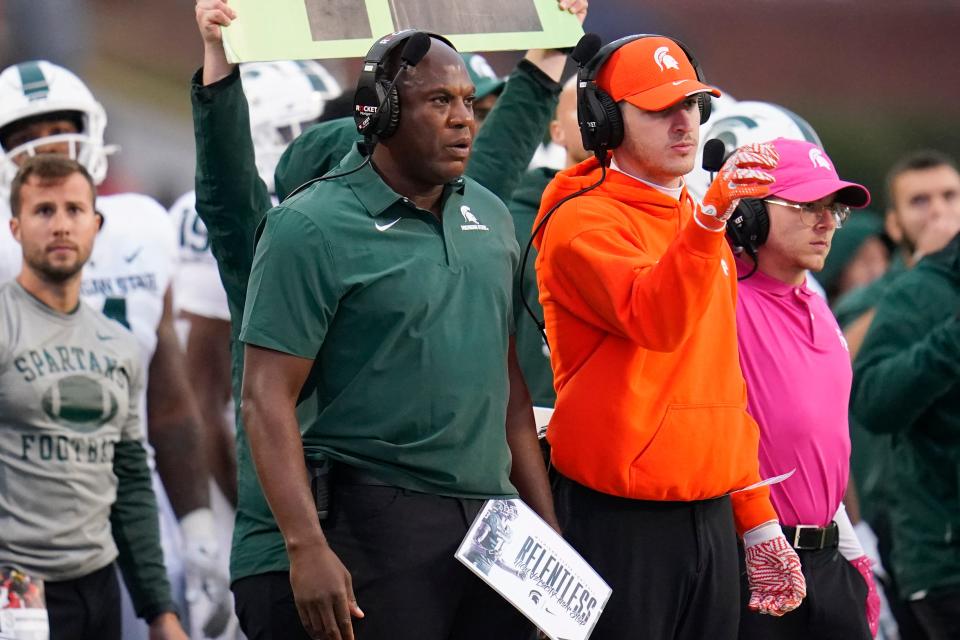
750, 199, 769, 246
727, 199, 769, 252
698, 93, 712, 124
726, 201, 751, 251
596, 90, 623, 150
379, 83, 401, 139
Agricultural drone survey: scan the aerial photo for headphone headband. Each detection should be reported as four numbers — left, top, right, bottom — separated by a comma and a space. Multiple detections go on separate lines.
353, 30, 455, 140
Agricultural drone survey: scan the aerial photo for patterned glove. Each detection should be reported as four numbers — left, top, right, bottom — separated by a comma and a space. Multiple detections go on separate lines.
850, 555, 880, 638
698, 142, 780, 229
180, 508, 232, 637
743, 521, 806, 616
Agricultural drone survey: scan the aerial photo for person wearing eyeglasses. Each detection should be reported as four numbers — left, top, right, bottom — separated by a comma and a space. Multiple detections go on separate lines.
731, 137, 879, 638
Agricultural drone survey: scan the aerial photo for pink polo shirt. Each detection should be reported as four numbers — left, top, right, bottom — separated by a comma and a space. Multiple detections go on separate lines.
735, 259, 852, 527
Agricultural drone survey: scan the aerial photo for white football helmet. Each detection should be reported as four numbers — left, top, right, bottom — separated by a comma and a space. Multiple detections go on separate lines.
241, 60, 341, 193
687, 99, 823, 200
0, 61, 113, 193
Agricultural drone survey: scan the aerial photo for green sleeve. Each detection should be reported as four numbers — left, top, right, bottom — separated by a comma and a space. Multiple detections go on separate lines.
240, 206, 342, 358
851, 264, 960, 434
111, 439, 174, 622
111, 359, 173, 621
508, 169, 556, 407
274, 118, 360, 202
465, 59, 561, 203
191, 67, 272, 324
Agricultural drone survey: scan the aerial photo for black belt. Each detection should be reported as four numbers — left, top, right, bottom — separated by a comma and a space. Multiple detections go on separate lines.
333, 464, 396, 487
781, 522, 839, 550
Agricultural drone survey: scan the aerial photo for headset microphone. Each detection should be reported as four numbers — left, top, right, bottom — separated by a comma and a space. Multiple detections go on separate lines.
702, 139, 766, 280
570, 33, 602, 66
400, 31, 431, 67
702, 138, 726, 178
361, 33, 431, 149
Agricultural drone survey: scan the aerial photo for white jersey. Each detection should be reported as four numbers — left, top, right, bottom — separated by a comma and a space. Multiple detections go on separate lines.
0, 205, 21, 284
79, 193, 177, 369
168, 190, 230, 321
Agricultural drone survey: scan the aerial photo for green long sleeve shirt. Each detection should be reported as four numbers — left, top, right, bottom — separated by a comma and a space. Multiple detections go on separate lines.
851, 235, 960, 598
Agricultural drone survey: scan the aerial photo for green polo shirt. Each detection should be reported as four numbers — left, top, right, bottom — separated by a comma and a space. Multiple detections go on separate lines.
240, 145, 519, 501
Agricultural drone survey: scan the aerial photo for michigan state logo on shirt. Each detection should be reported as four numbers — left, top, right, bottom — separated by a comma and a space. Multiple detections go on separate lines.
41, 375, 119, 432
460, 205, 489, 232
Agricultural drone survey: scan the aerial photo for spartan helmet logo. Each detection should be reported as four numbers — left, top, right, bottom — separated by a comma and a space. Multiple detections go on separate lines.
654, 46, 680, 72
809, 148, 833, 171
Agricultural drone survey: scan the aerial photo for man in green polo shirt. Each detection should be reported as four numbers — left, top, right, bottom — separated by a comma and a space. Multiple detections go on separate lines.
236, 32, 557, 640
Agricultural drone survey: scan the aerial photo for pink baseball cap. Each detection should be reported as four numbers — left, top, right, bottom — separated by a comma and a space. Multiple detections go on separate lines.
767, 138, 870, 208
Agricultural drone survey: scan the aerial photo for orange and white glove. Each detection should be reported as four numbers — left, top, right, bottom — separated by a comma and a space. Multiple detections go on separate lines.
696, 142, 780, 230
743, 521, 806, 616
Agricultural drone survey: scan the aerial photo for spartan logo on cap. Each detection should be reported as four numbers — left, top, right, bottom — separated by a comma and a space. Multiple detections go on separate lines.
468, 55, 498, 81
809, 148, 833, 171
654, 46, 680, 72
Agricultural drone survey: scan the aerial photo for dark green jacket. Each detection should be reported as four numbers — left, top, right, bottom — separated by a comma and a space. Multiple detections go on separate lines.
832, 254, 907, 329
833, 257, 907, 526
509, 167, 557, 407
851, 235, 960, 598
191, 59, 560, 582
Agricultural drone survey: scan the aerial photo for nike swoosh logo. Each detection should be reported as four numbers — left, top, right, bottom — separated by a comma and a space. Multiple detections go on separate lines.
96, 332, 115, 341
123, 247, 142, 262
672, 79, 688, 86
375, 218, 401, 232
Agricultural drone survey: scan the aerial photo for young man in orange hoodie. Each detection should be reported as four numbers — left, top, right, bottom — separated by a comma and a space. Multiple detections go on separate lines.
533, 35, 807, 638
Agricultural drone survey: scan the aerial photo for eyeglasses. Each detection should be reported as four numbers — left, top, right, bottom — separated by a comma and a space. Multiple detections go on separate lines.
763, 198, 850, 229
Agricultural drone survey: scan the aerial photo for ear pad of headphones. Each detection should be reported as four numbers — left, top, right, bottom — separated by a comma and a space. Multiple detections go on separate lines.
377, 82, 401, 139
580, 86, 623, 154
726, 198, 769, 253
698, 93, 712, 124
596, 89, 623, 150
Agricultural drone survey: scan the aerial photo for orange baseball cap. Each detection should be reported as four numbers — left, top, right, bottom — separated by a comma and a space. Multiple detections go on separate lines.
596, 36, 721, 111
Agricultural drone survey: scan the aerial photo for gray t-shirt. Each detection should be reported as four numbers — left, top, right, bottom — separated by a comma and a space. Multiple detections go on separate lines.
0, 281, 144, 581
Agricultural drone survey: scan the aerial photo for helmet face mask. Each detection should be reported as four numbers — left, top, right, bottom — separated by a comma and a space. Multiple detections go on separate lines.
241, 60, 342, 193
0, 61, 112, 197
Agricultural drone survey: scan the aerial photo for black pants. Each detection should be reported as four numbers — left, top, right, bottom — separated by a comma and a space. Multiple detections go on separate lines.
872, 512, 930, 640
737, 543, 871, 640
46, 562, 121, 640
911, 589, 960, 640
554, 473, 740, 640
233, 480, 533, 640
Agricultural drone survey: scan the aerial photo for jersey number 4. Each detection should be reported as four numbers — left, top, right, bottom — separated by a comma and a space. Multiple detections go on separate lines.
102, 297, 130, 329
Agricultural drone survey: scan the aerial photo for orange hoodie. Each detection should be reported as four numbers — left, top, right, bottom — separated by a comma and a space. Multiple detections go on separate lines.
534, 158, 776, 534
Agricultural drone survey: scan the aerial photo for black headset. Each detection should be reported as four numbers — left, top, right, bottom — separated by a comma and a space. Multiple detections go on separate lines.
725, 199, 769, 279
353, 29, 454, 141
578, 34, 712, 163
727, 199, 769, 253
284, 29, 452, 202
